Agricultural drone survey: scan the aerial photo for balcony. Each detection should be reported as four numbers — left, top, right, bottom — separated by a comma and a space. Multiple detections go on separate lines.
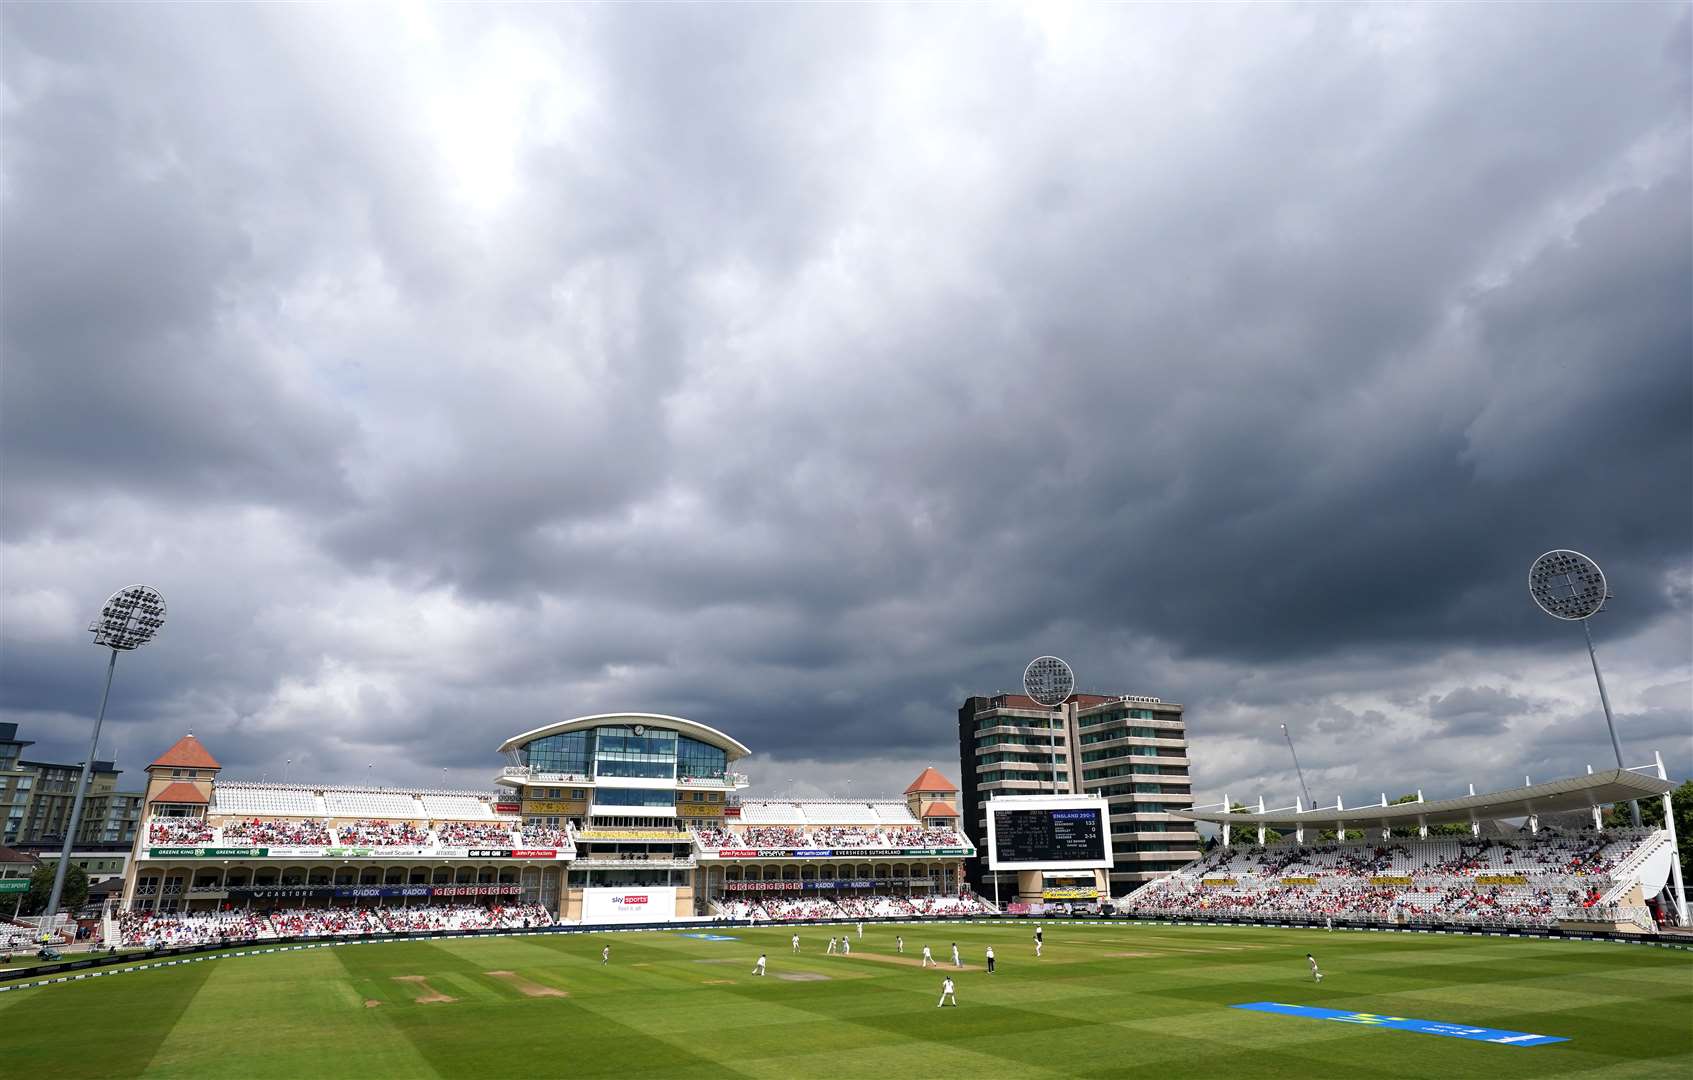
570, 855, 696, 870
676, 772, 750, 790
501, 766, 591, 784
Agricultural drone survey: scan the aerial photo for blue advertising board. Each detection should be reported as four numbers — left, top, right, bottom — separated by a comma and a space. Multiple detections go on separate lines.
1231, 1003, 1567, 1046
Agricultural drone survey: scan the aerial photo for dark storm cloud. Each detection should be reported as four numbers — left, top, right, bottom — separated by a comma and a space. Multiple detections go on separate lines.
1, 4, 1688, 803
1426, 686, 1551, 737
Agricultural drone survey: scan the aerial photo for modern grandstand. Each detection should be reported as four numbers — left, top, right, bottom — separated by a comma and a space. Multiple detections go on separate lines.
108, 714, 986, 948
1122, 768, 1687, 934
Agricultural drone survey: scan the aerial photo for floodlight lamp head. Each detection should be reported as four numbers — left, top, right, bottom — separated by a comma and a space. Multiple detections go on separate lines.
88, 585, 167, 650
1022, 655, 1075, 707
1528, 550, 1609, 621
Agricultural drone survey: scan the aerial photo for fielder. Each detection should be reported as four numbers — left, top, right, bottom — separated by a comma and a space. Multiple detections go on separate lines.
1307, 953, 1323, 982
792, 933, 801, 953
753, 953, 767, 976
951, 942, 961, 968
601, 944, 610, 966
896, 934, 904, 955
857, 921, 864, 940
827, 936, 838, 954
937, 975, 958, 1007
921, 944, 936, 967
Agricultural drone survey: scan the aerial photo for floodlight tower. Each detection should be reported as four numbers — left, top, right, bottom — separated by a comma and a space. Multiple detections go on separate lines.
46, 585, 168, 919
1022, 656, 1075, 795
1528, 550, 1638, 827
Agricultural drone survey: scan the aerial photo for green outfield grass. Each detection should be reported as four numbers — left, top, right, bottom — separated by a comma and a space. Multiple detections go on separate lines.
3, 921, 1689, 1079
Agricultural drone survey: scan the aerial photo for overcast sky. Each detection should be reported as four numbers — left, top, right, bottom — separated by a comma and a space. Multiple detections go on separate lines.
2, 4, 1688, 810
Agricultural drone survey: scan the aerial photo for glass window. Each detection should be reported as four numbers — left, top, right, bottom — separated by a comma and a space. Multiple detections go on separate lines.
597, 757, 674, 778
677, 736, 727, 779
521, 730, 595, 775
594, 726, 679, 780
592, 788, 676, 808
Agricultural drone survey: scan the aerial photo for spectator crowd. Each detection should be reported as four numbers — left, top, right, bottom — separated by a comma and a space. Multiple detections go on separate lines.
691, 824, 968, 850
435, 821, 520, 847
147, 818, 216, 845
222, 818, 333, 846
118, 903, 553, 947
1120, 829, 1658, 930
335, 819, 430, 846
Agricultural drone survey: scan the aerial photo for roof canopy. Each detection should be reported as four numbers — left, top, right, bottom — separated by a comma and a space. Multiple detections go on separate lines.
1176, 769, 1673, 831
496, 713, 751, 760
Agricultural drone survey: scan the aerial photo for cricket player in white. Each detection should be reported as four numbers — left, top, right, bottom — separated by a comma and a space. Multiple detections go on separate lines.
937, 976, 958, 1007
791, 933, 801, 953
921, 945, 935, 967
842, 936, 851, 956
1034, 932, 1043, 958
753, 953, 767, 976
857, 921, 864, 940
896, 934, 904, 954
601, 944, 610, 965
827, 936, 838, 954
951, 942, 961, 968
1307, 953, 1322, 982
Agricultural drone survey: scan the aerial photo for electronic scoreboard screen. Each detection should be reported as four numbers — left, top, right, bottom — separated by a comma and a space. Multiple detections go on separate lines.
991, 806, 1106, 864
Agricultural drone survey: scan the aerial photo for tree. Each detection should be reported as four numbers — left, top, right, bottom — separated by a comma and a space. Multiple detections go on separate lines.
1227, 802, 1281, 845
22, 862, 88, 917
1387, 792, 1470, 837
1603, 780, 1693, 885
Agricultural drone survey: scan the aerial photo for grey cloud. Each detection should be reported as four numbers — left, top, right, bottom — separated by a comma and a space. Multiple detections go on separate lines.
1426, 685, 1550, 736
1, 5, 1688, 810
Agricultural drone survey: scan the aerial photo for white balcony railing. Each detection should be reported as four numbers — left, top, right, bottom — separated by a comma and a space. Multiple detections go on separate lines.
502, 766, 591, 783
676, 772, 750, 789
570, 856, 697, 870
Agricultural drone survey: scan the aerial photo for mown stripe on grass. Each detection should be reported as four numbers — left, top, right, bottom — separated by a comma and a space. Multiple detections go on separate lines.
139, 951, 442, 1080
0, 952, 217, 1079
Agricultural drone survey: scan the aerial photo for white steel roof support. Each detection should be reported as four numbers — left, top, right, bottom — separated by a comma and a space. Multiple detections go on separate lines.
1656, 751, 1688, 927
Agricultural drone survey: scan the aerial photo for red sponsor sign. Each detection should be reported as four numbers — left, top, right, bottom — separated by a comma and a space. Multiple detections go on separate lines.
510, 848, 557, 859
494, 802, 521, 814
718, 849, 757, 858
723, 806, 742, 818
615, 895, 648, 905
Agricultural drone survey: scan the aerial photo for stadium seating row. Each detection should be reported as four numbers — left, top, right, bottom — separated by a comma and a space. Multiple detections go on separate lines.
689, 825, 966, 850
1119, 829, 1664, 930
116, 903, 553, 946
145, 817, 546, 848
713, 894, 993, 921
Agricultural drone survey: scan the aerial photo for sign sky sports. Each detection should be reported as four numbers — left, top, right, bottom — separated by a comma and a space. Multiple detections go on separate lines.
1231, 1003, 1568, 1046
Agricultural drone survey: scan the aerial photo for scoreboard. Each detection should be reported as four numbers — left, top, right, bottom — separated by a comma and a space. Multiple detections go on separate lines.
993, 808, 1105, 863
985, 795, 1114, 870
